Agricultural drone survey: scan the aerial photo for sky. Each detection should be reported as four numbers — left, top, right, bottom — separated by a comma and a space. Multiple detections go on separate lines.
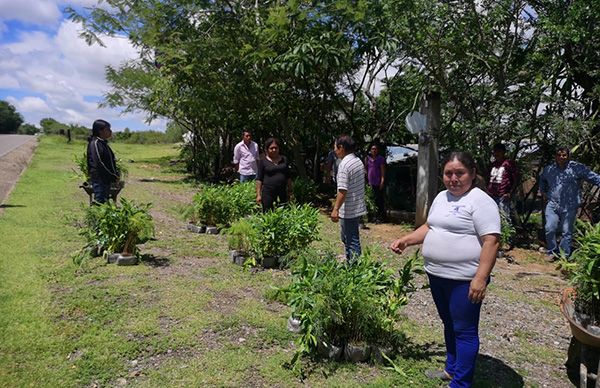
0, 0, 167, 131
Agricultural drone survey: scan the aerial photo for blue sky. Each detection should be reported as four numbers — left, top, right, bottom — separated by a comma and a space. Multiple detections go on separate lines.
0, 0, 167, 131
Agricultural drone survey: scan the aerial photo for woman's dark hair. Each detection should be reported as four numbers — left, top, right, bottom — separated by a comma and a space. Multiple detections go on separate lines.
92, 119, 111, 137
442, 151, 484, 189
335, 135, 356, 153
264, 137, 280, 151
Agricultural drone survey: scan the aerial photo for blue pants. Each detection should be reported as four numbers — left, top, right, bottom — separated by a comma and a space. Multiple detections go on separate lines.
239, 174, 256, 183
92, 181, 110, 203
428, 273, 485, 388
544, 201, 577, 257
340, 216, 361, 262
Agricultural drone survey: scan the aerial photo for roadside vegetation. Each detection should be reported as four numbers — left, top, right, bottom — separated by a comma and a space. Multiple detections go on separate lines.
0, 136, 570, 387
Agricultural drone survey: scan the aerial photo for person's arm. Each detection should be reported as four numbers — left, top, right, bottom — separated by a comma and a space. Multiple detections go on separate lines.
330, 189, 346, 222
233, 144, 240, 172
580, 164, 600, 187
469, 233, 500, 303
389, 223, 429, 253
255, 180, 262, 204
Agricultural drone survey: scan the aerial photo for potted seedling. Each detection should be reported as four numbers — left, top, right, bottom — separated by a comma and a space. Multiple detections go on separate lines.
74, 198, 154, 266
558, 220, 600, 386
225, 218, 257, 266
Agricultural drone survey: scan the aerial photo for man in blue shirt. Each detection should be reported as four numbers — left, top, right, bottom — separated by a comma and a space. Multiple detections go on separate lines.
539, 146, 600, 260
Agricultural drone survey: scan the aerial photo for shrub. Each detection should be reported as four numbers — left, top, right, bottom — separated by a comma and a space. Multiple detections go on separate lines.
565, 220, 600, 326
499, 211, 515, 247
225, 218, 257, 253
183, 182, 258, 227
277, 249, 418, 368
250, 203, 320, 260
75, 198, 154, 264
291, 177, 318, 205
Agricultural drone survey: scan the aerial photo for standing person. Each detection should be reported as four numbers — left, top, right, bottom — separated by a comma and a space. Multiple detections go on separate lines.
487, 143, 518, 217
233, 131, 259, 182
365, 143, 386, 223
87, 119, 120, 204
539, 146, 600, 260
330, 135, 367, 262
390, 151, 500, 388
256, 138, 292, 212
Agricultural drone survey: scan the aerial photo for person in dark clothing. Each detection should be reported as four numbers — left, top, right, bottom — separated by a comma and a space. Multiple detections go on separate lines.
256, 138, 291, 212
87, 119, 119, 203
365, 143, 386, 223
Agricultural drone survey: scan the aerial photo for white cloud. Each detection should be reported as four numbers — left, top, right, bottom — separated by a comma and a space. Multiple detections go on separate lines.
0, 18, 165, 131
0, 0, 62, 25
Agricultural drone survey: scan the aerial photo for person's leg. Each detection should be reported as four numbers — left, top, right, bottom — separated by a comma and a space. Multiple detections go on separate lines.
239, 174, 256, 183
447, 279, 484, 388
372, 185, 386, 221
340, 217, 361, 262
261, 187, 275, 212
427, 274, 456, 378
559, 207, 578, 257
544, 201, 560, 255
92, 181, 110, 204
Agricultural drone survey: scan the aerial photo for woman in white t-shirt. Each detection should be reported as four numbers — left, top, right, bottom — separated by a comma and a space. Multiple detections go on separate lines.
390, 151, 500, 388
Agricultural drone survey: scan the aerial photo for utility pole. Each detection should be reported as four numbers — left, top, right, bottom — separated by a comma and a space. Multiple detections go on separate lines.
415, 91, 441, 227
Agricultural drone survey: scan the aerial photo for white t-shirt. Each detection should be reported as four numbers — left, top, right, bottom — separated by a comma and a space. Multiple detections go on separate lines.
336, 153, 367, 219
422, 187, 500, 281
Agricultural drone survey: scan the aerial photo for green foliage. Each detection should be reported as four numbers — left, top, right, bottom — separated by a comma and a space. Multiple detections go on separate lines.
183, 182, 258, 227
566, 220, 600, 325
73, 152, 128, 183
291, 177, 318, 205
17, 123, 39, 135
75, 198, 154, 264
225, 218, 257, 254
365, 184, 377, 217
249, 203, 320, 260
500, 211, 516, 247
0, 100, 24, 134
112, 129, 174, 144
277, 249, 418, 369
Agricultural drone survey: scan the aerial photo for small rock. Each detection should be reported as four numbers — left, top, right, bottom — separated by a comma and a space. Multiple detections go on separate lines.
116, 377, 127, 386
130, 359, 138, 367
238, 337, 246, 343
128, 371, 141, 378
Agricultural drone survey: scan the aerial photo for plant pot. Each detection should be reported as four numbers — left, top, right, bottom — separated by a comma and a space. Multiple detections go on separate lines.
205, 226, 219, 235
317, 340, 343, 361
370, 344, 393, 364
115, 254, 138, 266
107, 253, 120, 264
262, 255, 278, 269
287, 316, 302, 333
187, 223, 206, 233
233, 255, 247, 266
344, 342, 371, 362
560, 288, 600, 348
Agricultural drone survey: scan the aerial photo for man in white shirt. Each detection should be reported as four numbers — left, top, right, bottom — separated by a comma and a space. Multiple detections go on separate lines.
330, 135, 367, 262
233, 131, 259, 182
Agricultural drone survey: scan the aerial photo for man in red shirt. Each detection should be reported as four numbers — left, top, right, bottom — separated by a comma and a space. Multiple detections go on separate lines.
487, 143, 519, 238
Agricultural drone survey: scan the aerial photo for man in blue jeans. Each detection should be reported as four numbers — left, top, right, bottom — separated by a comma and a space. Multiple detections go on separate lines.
539, 146, 600, 260
330, 135, 366, 262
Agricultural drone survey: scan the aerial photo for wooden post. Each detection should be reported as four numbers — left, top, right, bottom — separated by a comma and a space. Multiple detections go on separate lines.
415, 91, 441, 227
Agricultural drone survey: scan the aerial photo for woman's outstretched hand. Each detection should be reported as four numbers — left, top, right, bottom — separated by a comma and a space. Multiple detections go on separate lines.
389, 239, 407, 254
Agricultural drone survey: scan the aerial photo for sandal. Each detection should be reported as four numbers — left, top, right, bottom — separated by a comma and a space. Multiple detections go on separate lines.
424, 369, 453, 381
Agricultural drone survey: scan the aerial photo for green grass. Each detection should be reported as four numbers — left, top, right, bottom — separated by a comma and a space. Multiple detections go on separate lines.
0, 135, 569, 387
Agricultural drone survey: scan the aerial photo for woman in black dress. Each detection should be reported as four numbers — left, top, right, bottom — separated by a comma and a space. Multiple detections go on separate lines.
256, 138, 292, 212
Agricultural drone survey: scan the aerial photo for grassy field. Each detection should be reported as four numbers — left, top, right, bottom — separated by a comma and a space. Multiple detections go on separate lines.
0, 136, 570, 387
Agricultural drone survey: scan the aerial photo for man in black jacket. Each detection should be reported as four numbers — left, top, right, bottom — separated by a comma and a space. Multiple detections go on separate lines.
87, 119, 119, 203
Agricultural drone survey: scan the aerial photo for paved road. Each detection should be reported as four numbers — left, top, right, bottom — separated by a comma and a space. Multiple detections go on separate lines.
0, 135, 36, 158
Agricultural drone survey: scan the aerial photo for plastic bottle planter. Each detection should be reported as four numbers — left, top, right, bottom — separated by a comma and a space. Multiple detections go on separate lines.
107, 253, 138, 266
187, 224, 206, 233
205, 226, 219, 235
287, 316, 302, 333
344, 342, 371, 362
230, 250, 248, 266
317, 340, 343, 361
261, 255, 278, 269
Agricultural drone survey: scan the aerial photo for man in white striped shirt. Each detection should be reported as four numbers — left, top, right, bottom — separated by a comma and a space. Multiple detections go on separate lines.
330, 135, 367, 262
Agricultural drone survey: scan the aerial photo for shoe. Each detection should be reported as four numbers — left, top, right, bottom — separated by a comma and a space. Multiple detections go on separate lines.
544, 254, 557, 263
424, 369, 452, 381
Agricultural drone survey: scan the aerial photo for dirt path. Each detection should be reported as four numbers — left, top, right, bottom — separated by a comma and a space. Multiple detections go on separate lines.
0, 136, 38, 213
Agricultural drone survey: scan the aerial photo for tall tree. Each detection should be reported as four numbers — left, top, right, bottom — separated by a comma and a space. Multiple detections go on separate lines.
0, 101, 24, 134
